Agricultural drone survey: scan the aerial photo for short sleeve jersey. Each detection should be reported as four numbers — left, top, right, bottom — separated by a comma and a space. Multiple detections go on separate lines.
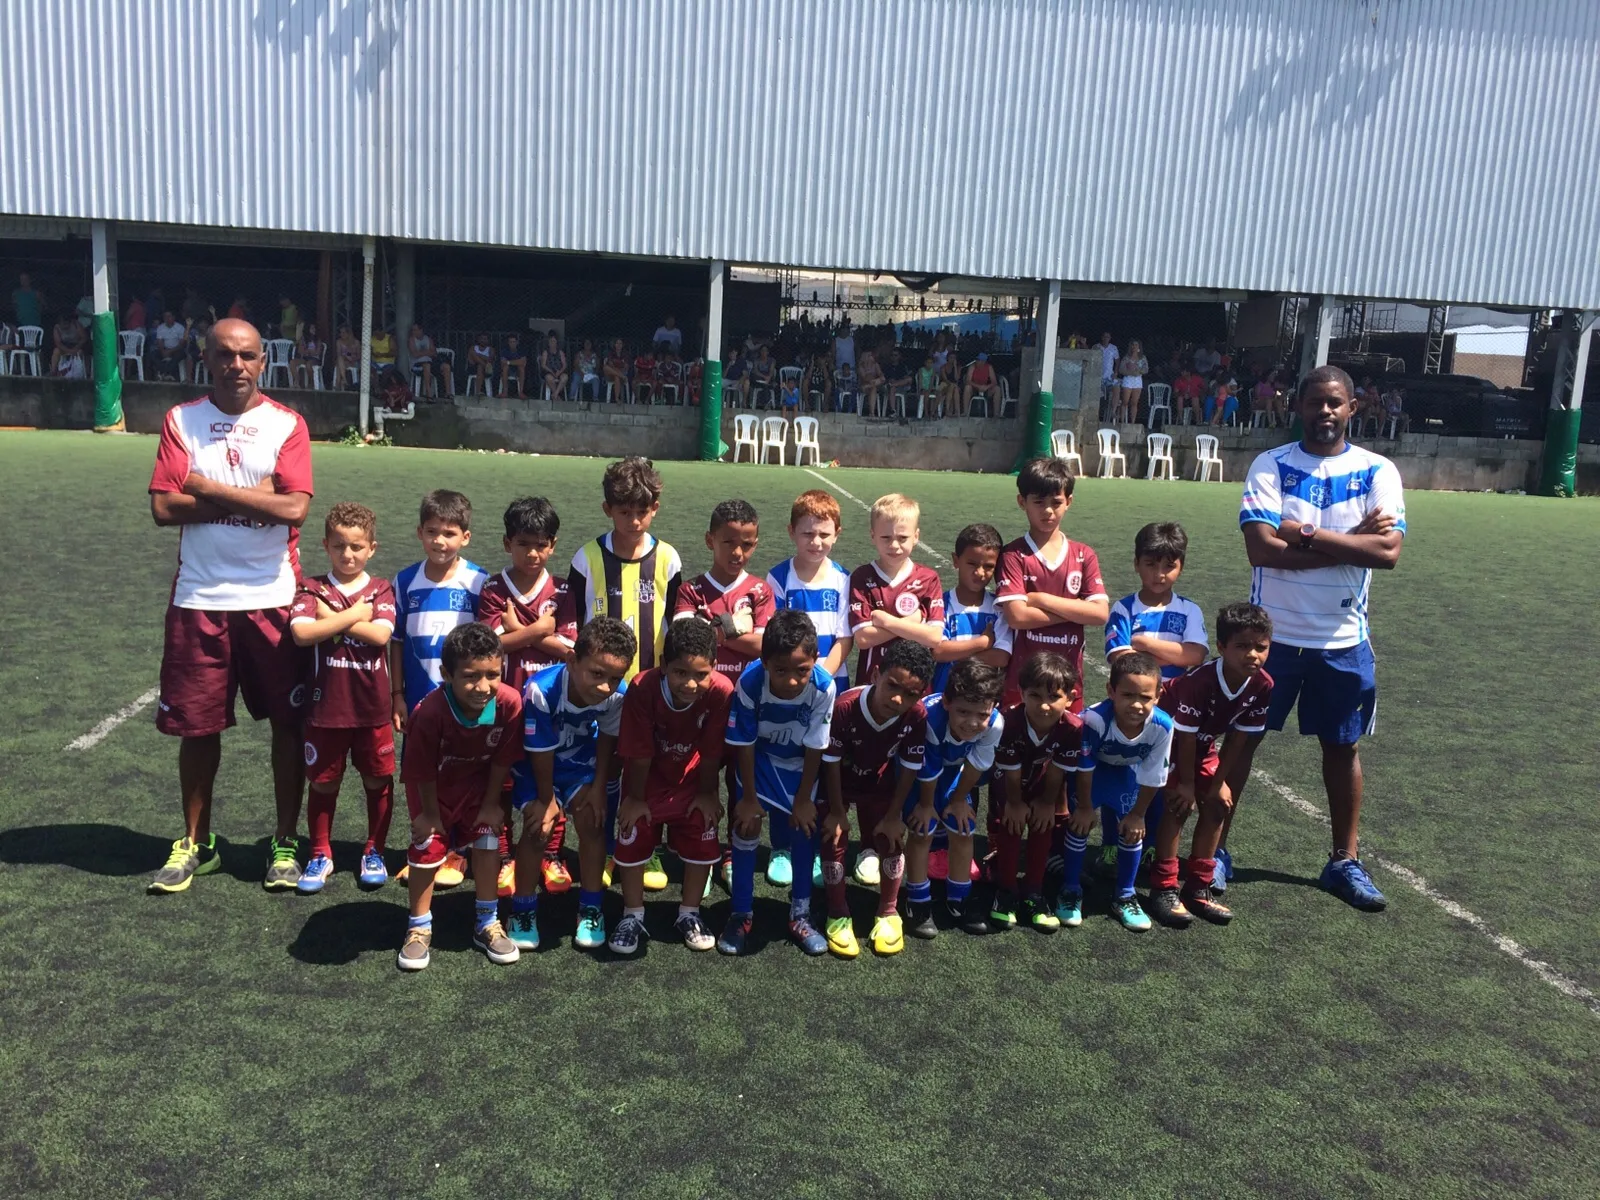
288, 573, 396, 727
1104, 592, 1209, 680
931, 589, 1006, 693
766, 558, 853, 676
993, 703, 1083, 795
567, 533, 684, 678
400, 682, 524, 815
1077, 700, 1174, 789
617, 668, 735, 796
1239, 442, 1407, 650
918, 695, 1005, 803
672, 570, 776, 680
148, 396, 314, 610
849, 561, 946, 684
522, 662, 627, 797
478, 569, 578, 693
995, 534, 1107, 699
726, 662, 837, 810
1159, 659, 1274, 774
392, 559, 489, 709
823, 685, 928, 800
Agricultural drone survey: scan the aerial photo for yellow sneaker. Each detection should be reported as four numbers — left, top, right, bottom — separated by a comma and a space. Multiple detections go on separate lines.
435, 851, 467, 889
870, 914, 904, 956
496, 859, 516, 897
602, 856, 614, 889
825, 916, 859, 959
641, 852, 668, 892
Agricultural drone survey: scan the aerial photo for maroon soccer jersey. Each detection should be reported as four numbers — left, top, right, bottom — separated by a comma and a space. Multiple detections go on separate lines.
672, 570, 776, 680
617, 668, 735, 796
994, 534, 1106, 701
1159, 659, 1274, 775
288, 573, 397, 727
993, 702, 1083, 796
477, 568, 578, 693
848, 561, 946, 683
823, 685, 927, 800
400, 682, 525, 817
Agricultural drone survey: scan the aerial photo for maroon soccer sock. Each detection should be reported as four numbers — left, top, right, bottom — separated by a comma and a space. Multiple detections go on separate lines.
308, 789, 337, 858
992, 830, 1022, 894
878, 853, 904, 916
545, 809, 567, 858
363, 779, 394, 852
1022, 830, 1051, 895
1152, 856, 1182, 892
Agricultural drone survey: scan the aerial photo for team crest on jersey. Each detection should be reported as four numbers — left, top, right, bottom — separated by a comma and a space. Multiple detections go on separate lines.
894, 592, 920, 617
1066, 571, 1083, 593
226, 447, 242, 467
486, 728, 504, 747
289, 684, 308, 709
539, 599, 557, 617
637, 579, 657, 604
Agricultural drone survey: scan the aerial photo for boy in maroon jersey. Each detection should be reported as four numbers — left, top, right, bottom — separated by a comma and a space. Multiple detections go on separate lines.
849, 493, 945, 684
478, 495, 578, 896
289, 502, 398, 893
819, 639, 934, 958
994, 456, 1109, 709
610, 618, 734, 955
1148, 602, 1274, 927
396, 623, 525, 971
989, 652, 1082, 933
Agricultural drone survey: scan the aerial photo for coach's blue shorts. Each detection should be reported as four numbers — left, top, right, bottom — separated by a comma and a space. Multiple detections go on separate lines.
1264, 640, 1377, 746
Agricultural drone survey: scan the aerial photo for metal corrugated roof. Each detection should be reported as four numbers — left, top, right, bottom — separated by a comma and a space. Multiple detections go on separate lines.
3, 0, 1598, 308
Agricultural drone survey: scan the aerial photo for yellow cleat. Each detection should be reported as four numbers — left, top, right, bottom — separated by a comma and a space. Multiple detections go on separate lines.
602, 856, 614, 889
641, 852, 668, 892
435, 851, 467, 889
870, 914, 904, 956
825, 916, 859, 959
496, 859, 516, 897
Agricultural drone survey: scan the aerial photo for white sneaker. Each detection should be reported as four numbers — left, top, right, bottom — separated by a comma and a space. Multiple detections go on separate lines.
853, 848, 881, 886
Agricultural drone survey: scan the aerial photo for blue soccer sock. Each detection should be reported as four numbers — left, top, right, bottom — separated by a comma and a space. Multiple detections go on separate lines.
769, 814, 791, 855
788, 822, 819, 906
474, 899, 498, 933
1116, 837, 1143, 900
730, 831, 759, 914
511, 893, 539, 915
1060, 832, 1089, 896
907, 878, 932, 905
578, 888, 605, 911
946, 878, 972, 904
408, 912, 432, 930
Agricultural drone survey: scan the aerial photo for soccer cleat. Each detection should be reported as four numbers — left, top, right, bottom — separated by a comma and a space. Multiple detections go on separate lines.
602, 857, 614, 889
542, 855, 573, 894
397, 925, 432, 971
1214, 846, 1234, 894
434, 851, 467, 889
642, 852, 668, 892
870, 914, 904, 956
358, 850, 389, 888
1095, 843, 1118, 878
927, 848, 949, 881
608, 912, 648, 955
474, 920, 521, 964
765, 848, 793, 887
906, 900, 938, 940
675, 910, 715, 952
1147, 887, 1194, 929
788, 916, 828, 956
296, 854, 335, 895
825, 916, 860, 959
394, 864, 410, 884
813, 858, 825, 888
1183, 885, 1233, 925
147, 835, 219, 894
989, 889, 1019, 931
1022, 894, 1061, 933
1320, 856, 1387, 912
506, 909, 541, 950
263, 836, 302, 891
574, 904, 606, 949
1112, 896, 1152, 932
496, 860, 516, 898
853, 848, 881, 886
717, 912, 753, 956
1054, 891, 1084, 928
951, 898, 989, 936
718, 854, 733, 890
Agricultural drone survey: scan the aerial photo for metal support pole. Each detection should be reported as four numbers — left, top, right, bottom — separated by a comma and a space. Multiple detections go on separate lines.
1018, 278, 1061, 467
89, 221, 124, 430
359, 237, 375, 435
394, 242, 415, 378
1299, 295, 1335, 376
91, 221, 111, 312
1538, 310, 1596, 496
1423, 305, 1450, 374
698, 260, 726, 461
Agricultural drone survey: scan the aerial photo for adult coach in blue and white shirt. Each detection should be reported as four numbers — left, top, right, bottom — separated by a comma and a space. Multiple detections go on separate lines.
1239, 365, 1405, 912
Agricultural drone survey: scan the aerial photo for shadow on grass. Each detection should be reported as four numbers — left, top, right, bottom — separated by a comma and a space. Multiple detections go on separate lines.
1229, 866, 1322, 890
0, 822, 172, 876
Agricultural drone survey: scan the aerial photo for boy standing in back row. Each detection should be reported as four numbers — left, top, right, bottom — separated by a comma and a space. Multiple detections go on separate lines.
849, 493, 945, 684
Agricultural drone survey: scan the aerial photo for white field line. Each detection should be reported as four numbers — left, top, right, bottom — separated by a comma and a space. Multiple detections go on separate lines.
801, 468, 949, 566
804, 468, 1600, 1018
65, 686, 159, 751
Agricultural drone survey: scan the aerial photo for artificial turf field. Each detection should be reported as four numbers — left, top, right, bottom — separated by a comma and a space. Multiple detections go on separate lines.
1, 430, 1597, 1199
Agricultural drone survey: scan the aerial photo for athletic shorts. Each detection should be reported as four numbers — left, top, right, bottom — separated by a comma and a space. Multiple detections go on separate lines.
403, 783, 498, 868
303, 723, 395, 786
1264, 640, 1377, 746
509, 760, 608, 813
904, 781, 981, 835
612, 785, 720, 868
839, 791, 894, 851
157, 603, 307, 737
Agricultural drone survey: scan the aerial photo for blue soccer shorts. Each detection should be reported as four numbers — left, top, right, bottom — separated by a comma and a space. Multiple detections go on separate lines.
1264, 640, 1377, 746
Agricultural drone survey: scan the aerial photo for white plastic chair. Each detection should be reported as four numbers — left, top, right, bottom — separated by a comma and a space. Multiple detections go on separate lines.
412, 363, 436, 400
893, 386, 920, 419
9, 326, 43, 375
1096, 428, 1126, 478
998, 377, 1016, 418
748, 382, 776, 410
466, 372, 494, 398
731, 413, 760, 462
793, 415, 822, 465
1145, 382, 1172, 429
265, 339, 295, 387
192, 360, 210, 386
119, 330, 146, 381
1146, 432, 1175, 480
1050, 428, 1084, 475
759, 416, 789, 464
1193, 434, 1224, 482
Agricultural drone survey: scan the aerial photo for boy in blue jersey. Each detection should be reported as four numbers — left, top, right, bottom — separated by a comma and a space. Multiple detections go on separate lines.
1105, 522, 1208, 682
904, 659, 1006, 939
766, 490, 853, 685
509, 617, 635, 951
1059, 651, 1174, 932
721, 610, 838, 956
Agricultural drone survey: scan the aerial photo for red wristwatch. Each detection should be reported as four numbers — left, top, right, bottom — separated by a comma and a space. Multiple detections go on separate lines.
1297, 524, 1316, 550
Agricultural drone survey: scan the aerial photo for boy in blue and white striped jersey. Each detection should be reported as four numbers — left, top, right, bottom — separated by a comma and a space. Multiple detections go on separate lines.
766, 489, 853, 687
1105, 521, 1208, 682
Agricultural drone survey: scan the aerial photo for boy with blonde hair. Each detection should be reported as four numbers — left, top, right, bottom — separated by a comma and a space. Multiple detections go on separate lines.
848, 493, 944, 686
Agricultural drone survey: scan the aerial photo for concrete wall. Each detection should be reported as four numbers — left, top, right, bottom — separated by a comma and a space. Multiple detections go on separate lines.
0, 376, 361, 438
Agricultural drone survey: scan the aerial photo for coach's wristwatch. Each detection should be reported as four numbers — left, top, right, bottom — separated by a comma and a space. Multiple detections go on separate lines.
1297, 523, 1317, 550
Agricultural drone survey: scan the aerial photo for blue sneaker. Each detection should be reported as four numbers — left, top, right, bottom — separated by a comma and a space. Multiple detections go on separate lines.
717, 912, 753, 956
358, 850, 389, 888
574, 904, 606, 949
1112, 895, 1152, 932
765, 848, 793, 887
506, 909, 540, 950
296, 854, 334, 894
1212, 846, 1233, 894
1054, 891, 1084, 928
1320, 856, 1387, 911
788, 915, 828, 956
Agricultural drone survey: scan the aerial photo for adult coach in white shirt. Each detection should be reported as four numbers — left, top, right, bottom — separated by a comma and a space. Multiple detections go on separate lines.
146, 318, 315, 895
1238, 365, 1405, 912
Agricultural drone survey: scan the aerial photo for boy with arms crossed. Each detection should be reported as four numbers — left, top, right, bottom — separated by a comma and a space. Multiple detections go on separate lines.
849, 493, 945, 685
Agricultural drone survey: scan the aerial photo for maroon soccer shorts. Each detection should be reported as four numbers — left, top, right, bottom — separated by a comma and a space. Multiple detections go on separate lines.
612, 785, 720, 868
157, 604, 307, 737
845, 791, 896, 855
403, 783, 497, 869
303, 723, 396, 787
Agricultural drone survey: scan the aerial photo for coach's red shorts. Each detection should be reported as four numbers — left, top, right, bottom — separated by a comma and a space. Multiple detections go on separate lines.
157, 603, 308, 737
303, 723, 395, 787
403, 783, 497, 869
613, 786, 720, 868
